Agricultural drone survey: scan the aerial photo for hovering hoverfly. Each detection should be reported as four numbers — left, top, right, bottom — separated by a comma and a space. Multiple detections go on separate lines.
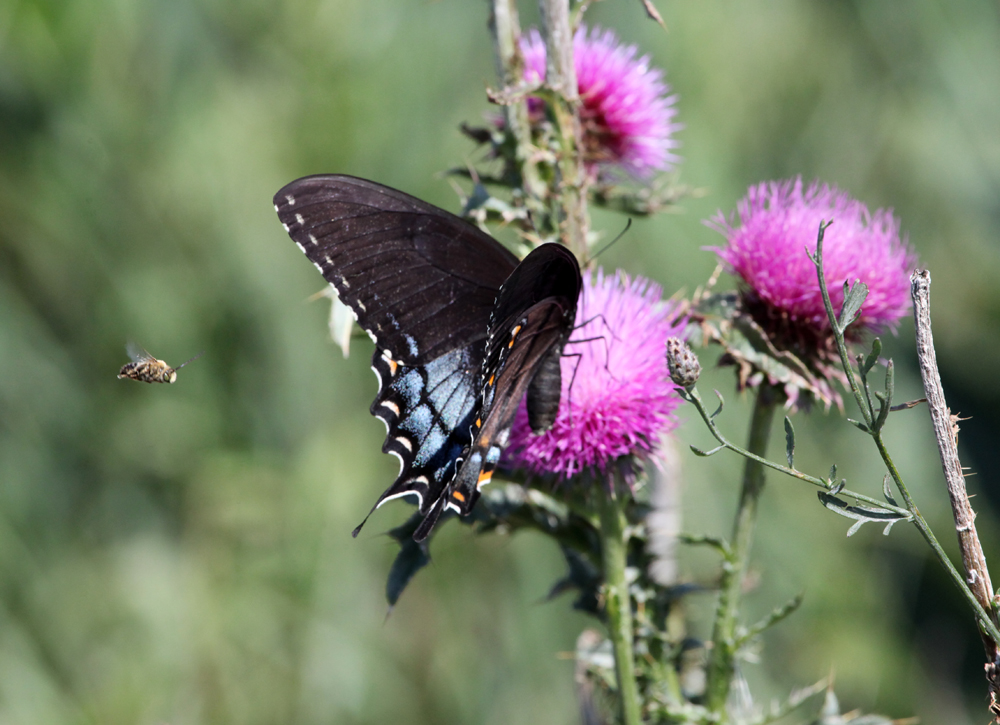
117, 342, 201, 384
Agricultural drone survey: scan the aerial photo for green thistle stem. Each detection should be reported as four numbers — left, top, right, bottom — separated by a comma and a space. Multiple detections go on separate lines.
705, 384, 780, 717
596, 480, 642, 725
489, 0, 545, 205
537, 0, 589, 258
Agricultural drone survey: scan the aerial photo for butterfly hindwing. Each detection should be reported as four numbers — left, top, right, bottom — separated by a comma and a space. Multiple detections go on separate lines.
353, 344, 481, 536
416, 245, 582, 541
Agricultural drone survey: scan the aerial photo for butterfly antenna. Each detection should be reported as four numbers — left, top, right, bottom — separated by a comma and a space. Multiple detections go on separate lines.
591, 218, 632, 261
172, 351, 204, 372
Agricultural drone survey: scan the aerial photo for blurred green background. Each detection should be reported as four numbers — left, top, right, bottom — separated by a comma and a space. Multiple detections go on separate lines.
2, 0, 999, 722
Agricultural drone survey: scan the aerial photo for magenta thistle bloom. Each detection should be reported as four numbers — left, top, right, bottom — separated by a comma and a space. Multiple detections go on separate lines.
505, 270, 685, 480
521, 26, 680, 177
710, 178, 915, 337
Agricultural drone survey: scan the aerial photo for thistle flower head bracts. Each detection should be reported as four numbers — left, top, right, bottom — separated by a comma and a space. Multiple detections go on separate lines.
521, 26, 680, 178
506, 270, 685, 481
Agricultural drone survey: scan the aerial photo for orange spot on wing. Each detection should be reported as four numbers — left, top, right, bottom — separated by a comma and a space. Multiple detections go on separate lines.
452, 490, 466, 502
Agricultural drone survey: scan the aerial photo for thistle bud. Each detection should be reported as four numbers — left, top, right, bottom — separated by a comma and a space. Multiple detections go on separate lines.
666, 337, 700, 388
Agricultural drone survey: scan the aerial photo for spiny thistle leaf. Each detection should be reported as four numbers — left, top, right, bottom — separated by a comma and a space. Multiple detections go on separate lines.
682, 287, 846, 412
547, 546, 602, 615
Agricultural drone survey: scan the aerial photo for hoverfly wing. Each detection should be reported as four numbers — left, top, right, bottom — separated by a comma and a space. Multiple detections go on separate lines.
125, 341, 157, 364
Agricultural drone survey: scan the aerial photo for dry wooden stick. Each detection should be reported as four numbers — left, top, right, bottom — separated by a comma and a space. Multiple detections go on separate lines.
910, 269, 1000, 718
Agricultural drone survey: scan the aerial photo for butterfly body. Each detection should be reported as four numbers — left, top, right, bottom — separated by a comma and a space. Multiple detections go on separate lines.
274, 175, 581, 540
118, 343, 200, 384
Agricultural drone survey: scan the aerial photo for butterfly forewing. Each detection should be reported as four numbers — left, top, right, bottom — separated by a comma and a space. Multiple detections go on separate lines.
274, 175, 518, 365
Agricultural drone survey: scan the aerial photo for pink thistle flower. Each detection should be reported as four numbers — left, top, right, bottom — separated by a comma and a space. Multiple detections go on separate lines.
521, 26, 680, 177
706, 178, 916, 410
710, 178, 916, 338
505, 270, 685, 480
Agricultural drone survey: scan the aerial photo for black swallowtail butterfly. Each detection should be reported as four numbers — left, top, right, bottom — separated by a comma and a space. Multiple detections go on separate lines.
274, 175, 581, 541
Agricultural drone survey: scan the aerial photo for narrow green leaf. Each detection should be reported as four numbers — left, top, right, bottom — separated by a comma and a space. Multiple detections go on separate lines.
829, 480, 846, 495
882, 519, 902, 536
828, 464, 837, 485
874, 360, 894, 432
847, 418, 870, 433
855, 352, 867, 382
784, 416, 795, 469
679, 533, 731, 557
817, 492, 911, 538
838, 280, 870, 332
711, 389, 725, 420
690, 444, 725, 457
862, 338, 882, 375
737, 593, 805, 649
882, 474, 898, 507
